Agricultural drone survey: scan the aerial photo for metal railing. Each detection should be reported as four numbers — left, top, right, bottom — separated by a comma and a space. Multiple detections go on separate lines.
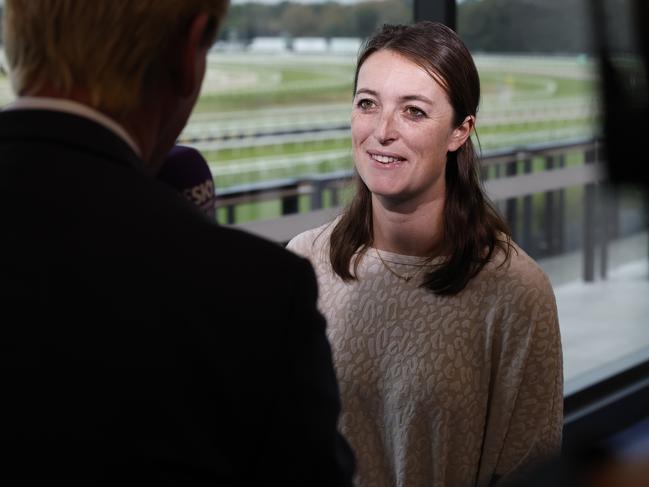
219, 136, 620, 282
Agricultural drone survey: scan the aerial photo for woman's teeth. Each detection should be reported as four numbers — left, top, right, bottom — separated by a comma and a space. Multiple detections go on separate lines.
372, 154, 402, 164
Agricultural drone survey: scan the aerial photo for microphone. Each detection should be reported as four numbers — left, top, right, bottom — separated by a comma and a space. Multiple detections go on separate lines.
158, 145, 216, 220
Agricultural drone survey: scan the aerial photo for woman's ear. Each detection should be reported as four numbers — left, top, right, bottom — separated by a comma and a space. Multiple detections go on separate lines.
447, 115, 475, 152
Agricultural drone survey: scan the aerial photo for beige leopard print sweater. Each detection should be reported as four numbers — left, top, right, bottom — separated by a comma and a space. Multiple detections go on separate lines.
288, 221, 563, 487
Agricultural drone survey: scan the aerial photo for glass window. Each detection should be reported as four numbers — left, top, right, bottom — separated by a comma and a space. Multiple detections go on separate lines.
457, 0, 649, 393
181, 0, 412, 224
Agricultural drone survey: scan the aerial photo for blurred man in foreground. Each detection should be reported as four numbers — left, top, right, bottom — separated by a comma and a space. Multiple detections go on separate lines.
0, 1, 354, 484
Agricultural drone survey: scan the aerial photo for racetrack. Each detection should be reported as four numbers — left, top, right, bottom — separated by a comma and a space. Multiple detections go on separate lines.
181, 52, 600, 186
0, 50, 601, 189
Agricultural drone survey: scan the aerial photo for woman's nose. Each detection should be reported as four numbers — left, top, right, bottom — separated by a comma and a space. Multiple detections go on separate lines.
374, 110, 398, 144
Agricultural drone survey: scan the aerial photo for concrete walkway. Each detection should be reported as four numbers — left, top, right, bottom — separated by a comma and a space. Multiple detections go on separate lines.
538, 232, 649, 393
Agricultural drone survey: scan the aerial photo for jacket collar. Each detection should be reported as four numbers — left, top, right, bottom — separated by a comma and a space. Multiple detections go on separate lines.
4, 97, 142, 158
0, 109, 145, 172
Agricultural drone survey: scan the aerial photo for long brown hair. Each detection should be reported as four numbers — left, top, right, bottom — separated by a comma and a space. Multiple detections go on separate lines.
330, 21, 512, 295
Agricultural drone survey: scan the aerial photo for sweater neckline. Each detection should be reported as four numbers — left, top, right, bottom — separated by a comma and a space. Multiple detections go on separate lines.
367, 247, 444, 266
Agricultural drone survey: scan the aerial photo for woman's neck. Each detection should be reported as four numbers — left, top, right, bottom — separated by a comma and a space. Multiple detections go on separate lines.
371, 195, 445, 257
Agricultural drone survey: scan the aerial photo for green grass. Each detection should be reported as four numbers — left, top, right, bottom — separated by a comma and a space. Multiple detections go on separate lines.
0, 57, 598, 227
205, 137, 351, 163
479, 118, 597, 137
213, 154, 354, 188
0, 52, 605, 229
194, 85, 352, 112
553, 77, 597, 97
216, 184, 355, 225
479, 71, 597, 98
194, 61, 354, 112
195, 70, 595, 113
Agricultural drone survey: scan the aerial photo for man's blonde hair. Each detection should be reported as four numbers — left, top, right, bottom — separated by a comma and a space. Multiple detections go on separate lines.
3, 0, 229, 113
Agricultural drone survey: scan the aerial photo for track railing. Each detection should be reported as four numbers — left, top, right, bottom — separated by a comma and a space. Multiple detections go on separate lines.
220, 137, 616, 282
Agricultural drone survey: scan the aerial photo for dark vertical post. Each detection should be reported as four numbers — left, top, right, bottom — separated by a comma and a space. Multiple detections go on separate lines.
494, 163, 504, 218
646, 199, 649, 278
282, 183, 300, 215
593, 139, 608, 279
310, 180, 325, 211
226, 205, 236, 224
557, 154, 566, 253
414, 0, 457, 30
583, 148, 597, 282
331, 186, 339, 207
600, 184, 609, 279
522, 158, 534, 255
609, 185, 620, 239
506, 160, 518, 241
544, 156, 556, 256
282, 195, 299, 215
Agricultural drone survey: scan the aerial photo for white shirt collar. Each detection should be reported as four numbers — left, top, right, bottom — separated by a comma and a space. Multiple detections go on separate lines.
3, 97, 142, 158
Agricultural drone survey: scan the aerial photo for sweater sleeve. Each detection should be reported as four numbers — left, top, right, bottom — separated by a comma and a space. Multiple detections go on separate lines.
478, 260, 563, 486
286, 230, 313, 258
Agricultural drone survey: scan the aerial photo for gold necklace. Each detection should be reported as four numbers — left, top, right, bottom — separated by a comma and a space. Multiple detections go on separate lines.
374, 248, 430, 283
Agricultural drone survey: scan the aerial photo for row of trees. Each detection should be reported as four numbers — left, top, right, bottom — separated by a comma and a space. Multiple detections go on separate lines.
458, 0, 634, 53
0, 1, 636, 54
219, 0, 412, 41
220, 0, 636, 54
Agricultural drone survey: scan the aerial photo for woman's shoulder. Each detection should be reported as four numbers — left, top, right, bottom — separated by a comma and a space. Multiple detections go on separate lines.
479, 239, 555, 303
286, 219, 337, 260
470, 240, 559, 342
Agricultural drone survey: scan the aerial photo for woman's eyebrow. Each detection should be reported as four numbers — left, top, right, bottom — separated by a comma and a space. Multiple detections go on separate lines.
354, 89, 434, 106
401, 94, 434, 105
354, 88, 378, 97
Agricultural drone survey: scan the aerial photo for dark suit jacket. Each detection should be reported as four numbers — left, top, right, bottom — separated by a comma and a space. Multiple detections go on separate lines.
0, 109, 354, 486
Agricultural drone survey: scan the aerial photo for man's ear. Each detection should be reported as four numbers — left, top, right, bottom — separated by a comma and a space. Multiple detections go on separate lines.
447, 115, 475, 152
177, 12, 212, 98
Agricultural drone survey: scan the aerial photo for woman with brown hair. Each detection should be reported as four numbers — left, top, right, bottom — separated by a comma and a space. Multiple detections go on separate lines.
288, 21, 563, 487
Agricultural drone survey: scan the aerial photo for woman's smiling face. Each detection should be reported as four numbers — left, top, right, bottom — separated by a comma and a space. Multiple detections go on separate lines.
352, 49, 469, 209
